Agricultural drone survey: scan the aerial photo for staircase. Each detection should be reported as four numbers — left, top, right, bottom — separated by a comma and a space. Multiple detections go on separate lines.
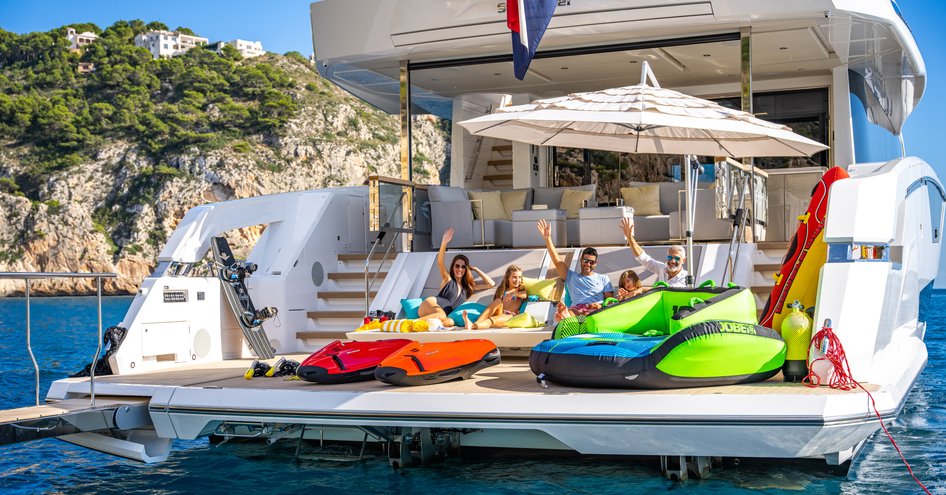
296, 252, 394, 348
750, 241, 789, 320
482, 143, 513, 188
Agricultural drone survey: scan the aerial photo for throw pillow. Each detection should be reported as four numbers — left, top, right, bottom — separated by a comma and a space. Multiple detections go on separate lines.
468, 190, 506, 220
505, 312, 541, 328
560, 188, 594, 219
621, 184, 662, 216
447, 301, 488, 327
400, 298, 424, 319
521, 276, 558, 300
500, 189, 529, 220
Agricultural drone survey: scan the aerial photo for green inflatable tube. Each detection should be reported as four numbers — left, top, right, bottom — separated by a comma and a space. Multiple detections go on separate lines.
554, 286, 757, 339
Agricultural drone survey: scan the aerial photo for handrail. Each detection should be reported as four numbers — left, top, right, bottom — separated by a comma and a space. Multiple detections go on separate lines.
465, 104, 493, 182
364, 190, 408, 314
0, 272, 118, 408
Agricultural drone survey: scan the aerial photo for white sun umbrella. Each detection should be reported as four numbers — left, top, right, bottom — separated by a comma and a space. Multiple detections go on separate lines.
459, 61, 828, 285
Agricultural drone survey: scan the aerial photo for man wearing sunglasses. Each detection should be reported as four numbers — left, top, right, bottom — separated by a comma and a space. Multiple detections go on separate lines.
537, 219, 614, 308
620, 217, 688, 287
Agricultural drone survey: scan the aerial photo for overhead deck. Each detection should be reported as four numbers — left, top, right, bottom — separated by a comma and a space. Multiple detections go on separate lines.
311, 0, 924, 133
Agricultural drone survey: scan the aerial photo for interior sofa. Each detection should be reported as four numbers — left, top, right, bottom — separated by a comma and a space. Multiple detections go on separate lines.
620, 182, 733, 242
428, 184, 596, 248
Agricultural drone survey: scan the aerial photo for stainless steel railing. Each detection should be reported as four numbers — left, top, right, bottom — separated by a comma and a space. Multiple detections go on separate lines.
0, 272, 117, 408
364, 191, 408, 314
465, 104, 493, 183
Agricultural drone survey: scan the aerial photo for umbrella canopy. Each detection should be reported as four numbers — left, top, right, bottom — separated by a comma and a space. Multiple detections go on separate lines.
458, 62, 828, 287
458, 65, 828, 158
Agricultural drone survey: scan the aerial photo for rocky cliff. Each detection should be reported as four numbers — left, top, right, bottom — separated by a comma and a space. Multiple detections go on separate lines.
0, 54, 449, 295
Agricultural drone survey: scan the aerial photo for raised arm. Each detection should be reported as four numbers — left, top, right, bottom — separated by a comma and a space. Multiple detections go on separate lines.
621, 217, 644, 257
538, 219, 567, 280
437, 228, 454, 282
469, 265, 495, 289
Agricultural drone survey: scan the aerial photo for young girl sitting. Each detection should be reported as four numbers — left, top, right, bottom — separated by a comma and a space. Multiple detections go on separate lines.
463, 265, 525, 330
616, 269, 646, 300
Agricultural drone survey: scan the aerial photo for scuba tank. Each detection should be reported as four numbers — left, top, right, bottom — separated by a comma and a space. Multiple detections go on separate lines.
781, 300, 813, 382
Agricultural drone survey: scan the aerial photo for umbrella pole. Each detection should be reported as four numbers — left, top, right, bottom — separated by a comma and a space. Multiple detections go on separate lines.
684, 155, 696, 287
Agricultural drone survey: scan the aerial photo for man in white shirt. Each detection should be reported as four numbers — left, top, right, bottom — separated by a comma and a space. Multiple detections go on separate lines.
620, 217, 688, 287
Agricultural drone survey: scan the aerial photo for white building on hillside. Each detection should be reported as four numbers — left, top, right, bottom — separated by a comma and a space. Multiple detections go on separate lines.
134, 30, 209, 59
66, 28, 98, 51
210, 39, 265, 58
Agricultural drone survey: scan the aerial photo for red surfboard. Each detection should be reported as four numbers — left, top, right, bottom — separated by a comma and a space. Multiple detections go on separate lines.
759, 167, 849, 329
296, 339, 413, 384
374, 340, 501, 386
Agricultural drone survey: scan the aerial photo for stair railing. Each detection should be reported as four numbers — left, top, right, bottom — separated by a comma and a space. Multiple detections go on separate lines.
465, 104, 493, 183
365, 176, 416, 315
0, 272, 117, 408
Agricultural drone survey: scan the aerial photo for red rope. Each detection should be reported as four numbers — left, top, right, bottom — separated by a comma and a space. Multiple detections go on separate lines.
803, 325, 931, 494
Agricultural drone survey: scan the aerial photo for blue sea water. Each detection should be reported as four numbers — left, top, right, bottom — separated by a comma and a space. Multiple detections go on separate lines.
0, 295, 943, 494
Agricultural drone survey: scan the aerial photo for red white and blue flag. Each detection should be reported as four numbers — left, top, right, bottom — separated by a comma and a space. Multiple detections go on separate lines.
507, 0, 557, 80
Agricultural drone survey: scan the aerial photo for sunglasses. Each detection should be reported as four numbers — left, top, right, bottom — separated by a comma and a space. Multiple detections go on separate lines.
453, 263, 467, 269
580, 258, 597, 265
666, 255, 682, 262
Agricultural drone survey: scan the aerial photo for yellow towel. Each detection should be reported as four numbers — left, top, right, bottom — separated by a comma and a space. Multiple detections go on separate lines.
355, 319, 382, 332
380, 319, 413, 333
379, 319, 430, 333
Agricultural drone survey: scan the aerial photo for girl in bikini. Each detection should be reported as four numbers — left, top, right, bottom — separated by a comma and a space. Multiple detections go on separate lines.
463, 265, 525, 330
417, 228, 495, 327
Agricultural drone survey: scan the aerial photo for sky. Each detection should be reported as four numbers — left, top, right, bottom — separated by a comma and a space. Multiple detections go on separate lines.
1, 0, 945, 269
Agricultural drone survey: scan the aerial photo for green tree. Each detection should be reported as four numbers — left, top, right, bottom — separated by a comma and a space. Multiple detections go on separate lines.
220, 44, 242, 61
145, 21, 169, 32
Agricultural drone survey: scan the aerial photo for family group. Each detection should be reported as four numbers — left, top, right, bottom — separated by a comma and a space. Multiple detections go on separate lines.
416, 218, 689, 330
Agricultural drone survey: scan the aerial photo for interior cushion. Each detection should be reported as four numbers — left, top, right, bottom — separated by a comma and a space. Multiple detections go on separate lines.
560, 188, 594, 219
468, 190, 506, 220
447, 301, 488, 327
533, 187, 565, 209
621, 184, 662, 216
658, 181, 686, 214
428, 185, 468, 202
501, 189, 529, 220
522, 277, 558, 300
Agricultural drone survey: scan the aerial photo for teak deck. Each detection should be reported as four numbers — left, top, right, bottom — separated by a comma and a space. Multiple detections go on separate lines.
84, 356, 872, 397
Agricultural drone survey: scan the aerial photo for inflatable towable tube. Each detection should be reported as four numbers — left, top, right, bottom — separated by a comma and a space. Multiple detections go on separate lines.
531, 321, 785, 389
554, 286, 757, 339
374, 339, 500, 386
296, 339, 413, 384
760, 167, 849, 330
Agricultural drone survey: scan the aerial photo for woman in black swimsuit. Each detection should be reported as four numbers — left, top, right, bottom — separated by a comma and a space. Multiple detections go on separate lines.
417, 228, 495, 326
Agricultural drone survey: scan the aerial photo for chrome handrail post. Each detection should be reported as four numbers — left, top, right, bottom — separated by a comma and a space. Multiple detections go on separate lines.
90, 276, 103, 408
364, 189, 408, 314
26, 278, 39, 406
